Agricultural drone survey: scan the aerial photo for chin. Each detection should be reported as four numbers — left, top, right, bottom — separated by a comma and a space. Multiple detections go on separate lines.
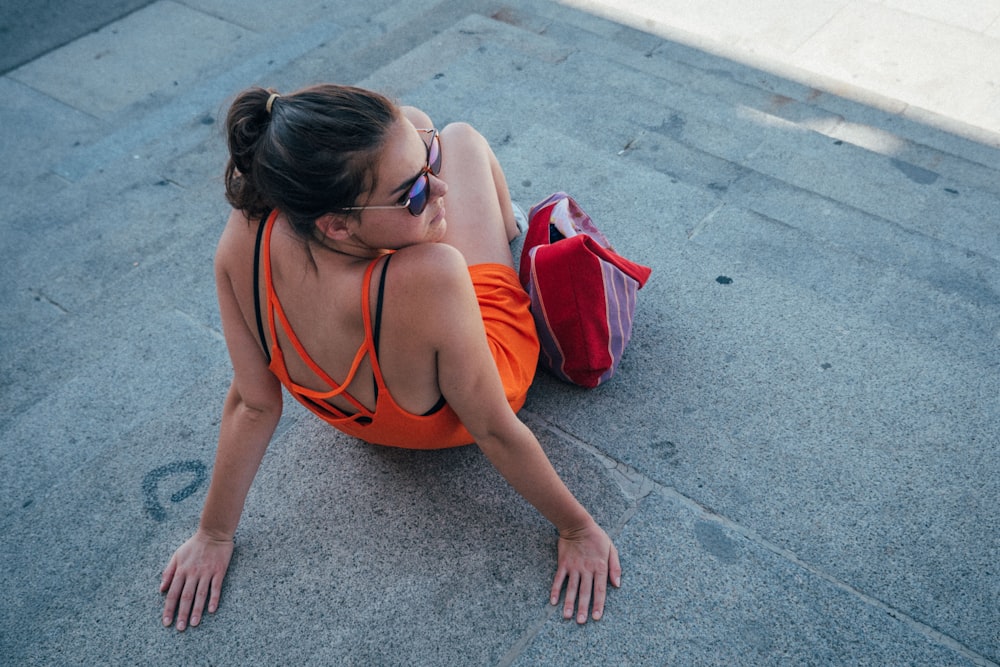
430, 218, 447, 242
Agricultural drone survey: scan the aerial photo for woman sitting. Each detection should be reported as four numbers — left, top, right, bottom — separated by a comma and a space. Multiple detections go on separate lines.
160, 84, 621, 631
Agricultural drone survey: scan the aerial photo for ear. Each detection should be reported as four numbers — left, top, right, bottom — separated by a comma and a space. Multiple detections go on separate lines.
315, 212, 354, 240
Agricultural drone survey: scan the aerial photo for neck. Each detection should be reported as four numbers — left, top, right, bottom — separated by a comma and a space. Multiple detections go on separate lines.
310, 230, 386, 261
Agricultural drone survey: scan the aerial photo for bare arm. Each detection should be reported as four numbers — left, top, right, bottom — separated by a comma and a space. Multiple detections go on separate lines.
407, 245, 622, 622
160, 221, 283, 630
469, 410, 621, 623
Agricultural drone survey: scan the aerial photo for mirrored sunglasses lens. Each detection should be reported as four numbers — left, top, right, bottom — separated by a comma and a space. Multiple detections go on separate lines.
407, 174, 429, 216
428, 134, 442, 175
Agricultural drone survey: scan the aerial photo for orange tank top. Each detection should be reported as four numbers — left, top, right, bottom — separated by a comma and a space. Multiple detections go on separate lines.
255, 210, 474, 449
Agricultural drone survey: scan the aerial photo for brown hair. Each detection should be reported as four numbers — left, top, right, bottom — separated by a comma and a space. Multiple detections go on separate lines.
224, 84, 397, 237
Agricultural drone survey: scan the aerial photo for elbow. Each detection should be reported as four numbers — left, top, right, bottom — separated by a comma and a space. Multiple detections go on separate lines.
226, 382, 282, 424
471, 412, 529, 455
235, 399, 281, 424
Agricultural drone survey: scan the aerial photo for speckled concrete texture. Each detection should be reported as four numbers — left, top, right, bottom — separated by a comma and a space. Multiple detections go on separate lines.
2, 1, 997, 665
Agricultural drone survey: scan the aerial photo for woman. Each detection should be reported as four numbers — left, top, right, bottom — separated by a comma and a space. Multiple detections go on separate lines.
160, 84, 621, 631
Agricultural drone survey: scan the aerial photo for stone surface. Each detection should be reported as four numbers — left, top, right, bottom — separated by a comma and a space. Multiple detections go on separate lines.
2, 1, 998, 665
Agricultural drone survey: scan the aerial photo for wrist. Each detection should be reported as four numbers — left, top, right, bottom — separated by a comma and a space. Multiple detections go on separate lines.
556, 515, 600, 540
196, 524, 236, 543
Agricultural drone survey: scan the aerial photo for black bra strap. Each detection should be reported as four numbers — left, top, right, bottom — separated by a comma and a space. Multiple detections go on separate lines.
372, 254, 392, 356
371, 254, 393, 404
370, 254, 444, 416
252, 212, 271, 363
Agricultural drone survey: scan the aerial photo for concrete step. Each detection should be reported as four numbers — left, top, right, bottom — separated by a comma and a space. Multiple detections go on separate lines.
1, 0, 995, 544
4, 0, 495, 184
0, 0, 526, 517
514, 13, 1000, 258
4, 5, 998, 454
3, 2, 999, 664
518, 0, 1000, 169
367, 12, 1000, 316
499, 126, 1000, 665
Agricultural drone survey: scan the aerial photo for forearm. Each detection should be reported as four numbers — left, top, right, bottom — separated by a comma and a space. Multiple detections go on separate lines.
198, 382, 281, 540
476, 417, 596, 535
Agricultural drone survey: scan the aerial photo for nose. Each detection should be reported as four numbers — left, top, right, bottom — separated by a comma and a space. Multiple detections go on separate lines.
429, 172, 448, 198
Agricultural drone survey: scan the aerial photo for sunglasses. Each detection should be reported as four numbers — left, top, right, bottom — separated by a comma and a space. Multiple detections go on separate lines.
340, 128, 442, 217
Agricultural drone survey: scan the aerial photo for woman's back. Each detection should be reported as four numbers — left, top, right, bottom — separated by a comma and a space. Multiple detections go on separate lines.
217, 207, 447, 420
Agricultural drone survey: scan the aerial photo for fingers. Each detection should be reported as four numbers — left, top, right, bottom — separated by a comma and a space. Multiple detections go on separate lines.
173, 578, 198, 631
159, 556, 177, 594
610, 544, 623, 588
163, 574, 214, 631
188, 579, 210, 628
550, 566, 567, 606
552, 536, 622, 624
159, 534, 234, 631
589, 543, 620, 622
561, 572, 580, 621
162, 576, 182, 628
208, 574, 223, 614
574, 573, 593, 624
590, 568, 608, 622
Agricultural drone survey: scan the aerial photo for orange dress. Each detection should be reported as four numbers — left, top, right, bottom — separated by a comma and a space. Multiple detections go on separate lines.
255, 210, 539, 449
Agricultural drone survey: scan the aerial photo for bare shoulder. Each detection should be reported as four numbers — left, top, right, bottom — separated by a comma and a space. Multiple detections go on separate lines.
215, 208, 256, 273
388, 242, 469, 290
383, 243, 482, 348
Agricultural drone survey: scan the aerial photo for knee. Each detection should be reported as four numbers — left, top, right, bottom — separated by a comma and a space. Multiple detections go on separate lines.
441, 122, 490, 157
400, 105, 434, 129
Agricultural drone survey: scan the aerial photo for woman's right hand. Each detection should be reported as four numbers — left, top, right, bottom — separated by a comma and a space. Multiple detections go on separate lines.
160, 530, 235, 631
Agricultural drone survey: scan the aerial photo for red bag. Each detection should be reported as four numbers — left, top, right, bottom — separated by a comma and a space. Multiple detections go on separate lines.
518, 193, 652, 388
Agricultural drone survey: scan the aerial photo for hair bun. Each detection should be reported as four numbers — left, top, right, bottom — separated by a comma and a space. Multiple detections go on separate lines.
266, 92, 281, 115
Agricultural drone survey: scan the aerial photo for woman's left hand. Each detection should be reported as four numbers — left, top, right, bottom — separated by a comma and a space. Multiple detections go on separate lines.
550, 521, 622, 623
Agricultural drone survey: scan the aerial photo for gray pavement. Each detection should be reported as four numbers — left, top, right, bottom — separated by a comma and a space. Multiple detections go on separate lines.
0, 0, 160, 74
1, 1, 998, 665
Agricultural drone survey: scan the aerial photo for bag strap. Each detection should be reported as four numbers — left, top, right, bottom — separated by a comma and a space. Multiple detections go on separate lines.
576, 235, 652, 287
518, 200, 558, 288
518, 196, 651, 289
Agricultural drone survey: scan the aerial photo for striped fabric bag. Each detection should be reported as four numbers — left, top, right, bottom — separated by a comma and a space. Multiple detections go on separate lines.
518, 193, 652, 388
